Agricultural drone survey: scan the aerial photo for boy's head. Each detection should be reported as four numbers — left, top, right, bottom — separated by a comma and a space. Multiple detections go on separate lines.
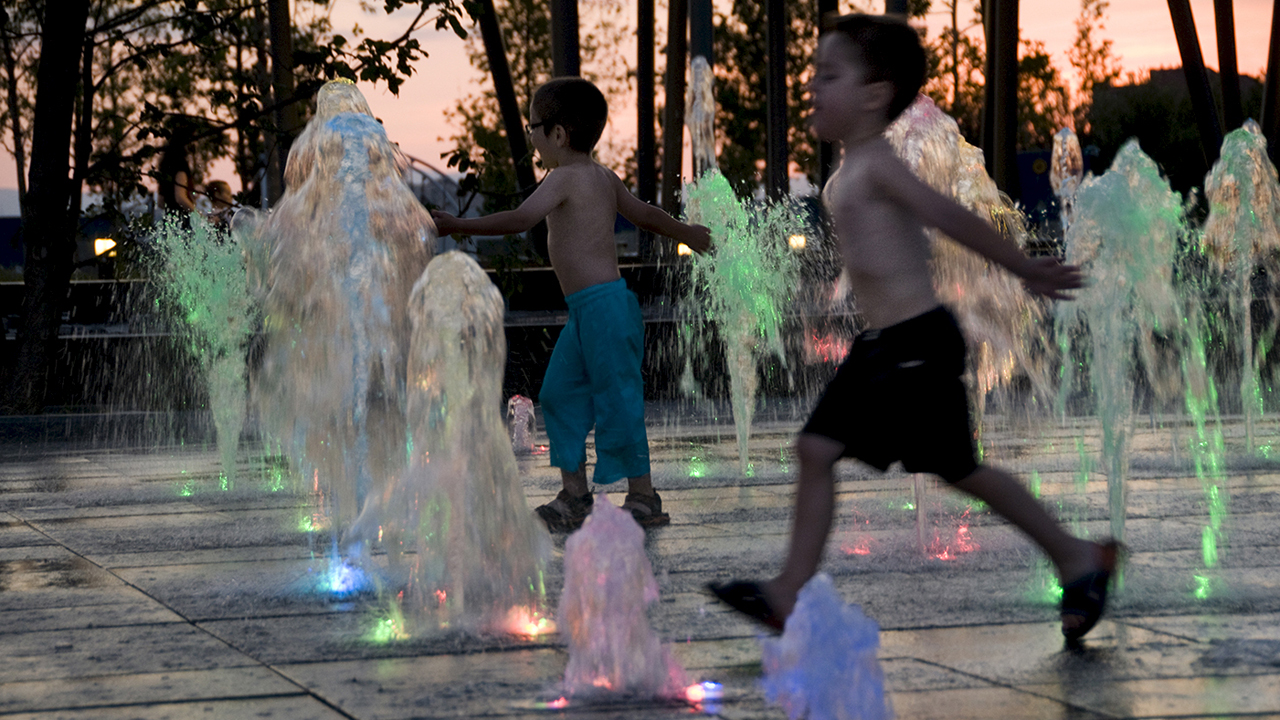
818, 14, 926, 125
206, 180, 233, 208
530, 77, 608, 153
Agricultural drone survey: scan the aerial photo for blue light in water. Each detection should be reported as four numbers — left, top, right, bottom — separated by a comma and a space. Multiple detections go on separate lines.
686, 681, 724, 714
326, 560, 370, 598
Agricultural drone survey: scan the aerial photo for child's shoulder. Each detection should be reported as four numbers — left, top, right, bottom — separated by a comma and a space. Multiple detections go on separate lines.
545, 161, 617, 189
844, 137, 902, 175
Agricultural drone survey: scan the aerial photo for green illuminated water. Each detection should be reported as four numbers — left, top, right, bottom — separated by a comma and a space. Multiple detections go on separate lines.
1202, 121, 1280, 452
154, 213, 254, 484
682, 169, 803, 474
1057, 140, 1184, 546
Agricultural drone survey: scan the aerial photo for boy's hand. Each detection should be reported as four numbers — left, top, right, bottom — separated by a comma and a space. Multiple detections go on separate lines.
1020, 256, 1084, 300
430, 210, 460, 237
684, 224, 712, 254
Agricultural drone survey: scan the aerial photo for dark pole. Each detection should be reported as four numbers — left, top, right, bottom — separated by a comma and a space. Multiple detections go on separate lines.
689, 0, 712, 64
550, 0, 580, 77
1214, 0, 1243, 131
818, 0, 838, 188
10, 0, 90, 412
637, 0, 656, 258
981, 0, 996, 172
992, 0, 1020, 197
660, 0, 688, 218
476, 0, 545, 259
766, 0, 788, 199
267, 0, 300, 203
1168, 0, 1223, 165
1260, 0, 1280, 163
885, 0, 909, 14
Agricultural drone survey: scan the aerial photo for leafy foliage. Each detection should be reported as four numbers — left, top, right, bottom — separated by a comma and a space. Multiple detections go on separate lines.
1017, 39, 1070, 150
442, 0, 630, 217
1067, 0, 1122, 134
0, 0, 471, 220
711, 0, 824, 196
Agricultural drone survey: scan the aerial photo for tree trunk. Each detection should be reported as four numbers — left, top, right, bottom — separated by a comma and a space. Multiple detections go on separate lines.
660, 0, 687, 217
267, 0, 299, 203
476, 0, 547, 260
8, 0, 91, 413
70, 34, 95, 229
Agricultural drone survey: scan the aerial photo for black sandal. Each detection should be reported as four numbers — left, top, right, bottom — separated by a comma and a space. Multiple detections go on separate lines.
1061, 540, 1122, 642
534, 490, 593, 533
707, 580, 785, 631
621, 491, 670, 528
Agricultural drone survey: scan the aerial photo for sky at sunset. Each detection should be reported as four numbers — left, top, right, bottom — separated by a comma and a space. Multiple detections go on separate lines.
2, 0, 1276, 199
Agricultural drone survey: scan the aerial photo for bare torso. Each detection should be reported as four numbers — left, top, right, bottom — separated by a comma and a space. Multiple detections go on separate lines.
823, 138, 940, 330
545, 162, 623, 296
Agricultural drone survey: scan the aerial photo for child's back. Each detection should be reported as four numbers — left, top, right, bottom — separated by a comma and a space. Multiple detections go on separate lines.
540, 162, 620, 295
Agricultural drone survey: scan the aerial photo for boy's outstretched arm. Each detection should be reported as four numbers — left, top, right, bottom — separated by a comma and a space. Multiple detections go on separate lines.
611, 174, 712, 253
874, 153, 1084, 299
431, 172, 568, 237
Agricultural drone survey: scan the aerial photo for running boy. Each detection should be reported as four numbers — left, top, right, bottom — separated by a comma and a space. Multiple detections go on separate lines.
709, 14, 1118, 642
432, 77, 711, 532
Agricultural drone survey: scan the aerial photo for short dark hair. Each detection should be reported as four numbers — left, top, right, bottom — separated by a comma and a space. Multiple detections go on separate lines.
531, 77, 608, 153
821, 13, 926, 122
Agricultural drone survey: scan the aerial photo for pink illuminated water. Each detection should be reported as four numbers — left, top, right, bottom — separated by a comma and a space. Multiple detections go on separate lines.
559, 495, 687, 698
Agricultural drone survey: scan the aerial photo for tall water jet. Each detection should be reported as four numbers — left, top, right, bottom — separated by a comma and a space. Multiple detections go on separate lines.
1057, 140, 1184, 546
885, 96, 1050, 555
154, 214, 253, 483
887, 96, 1053, 451
558, 495, 686, 698
242, 81, 434, 528
349, 251, 552, 633
1051, 127, 1085, 232
680, 56, 803, 474
1201, 119, 1280, 452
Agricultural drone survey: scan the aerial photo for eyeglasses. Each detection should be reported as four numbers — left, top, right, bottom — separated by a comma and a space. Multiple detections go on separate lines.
527, 120, 547, 137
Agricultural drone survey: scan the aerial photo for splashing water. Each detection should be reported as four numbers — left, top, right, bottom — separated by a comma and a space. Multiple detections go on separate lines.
507, 394, 536, 455
1202, 119, 1280, 452
559, 495, 687, 698
687, 56, 717, 177
242, 81, 434, 528
1051, 127, 1085, 232
677, 54, 808, 474
887, 96, 1053, 448
681, 174, 804, 474
347, 252, 551, 633
1057, 140, 1184, 547
761, 573, 892, 720
153, 213, 254, 482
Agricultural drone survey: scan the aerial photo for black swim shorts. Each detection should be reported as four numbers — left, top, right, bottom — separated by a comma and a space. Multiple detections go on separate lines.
801, 305, 979, 484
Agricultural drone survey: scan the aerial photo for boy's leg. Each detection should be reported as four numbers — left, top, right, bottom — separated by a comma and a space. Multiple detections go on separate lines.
951, 465, 1113, 635
561, 465, 589, 496
536, 319, 596, 531
621, 472, 669, 527
762, 433, 847, 618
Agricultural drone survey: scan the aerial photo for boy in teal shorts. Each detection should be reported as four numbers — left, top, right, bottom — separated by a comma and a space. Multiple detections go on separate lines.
433, 77, 711, 531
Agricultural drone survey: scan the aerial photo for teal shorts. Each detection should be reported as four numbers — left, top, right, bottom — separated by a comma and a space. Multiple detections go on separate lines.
539, 278, 650, 484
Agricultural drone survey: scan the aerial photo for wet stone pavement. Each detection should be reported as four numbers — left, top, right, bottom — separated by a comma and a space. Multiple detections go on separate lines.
2, 413, 1280, 719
